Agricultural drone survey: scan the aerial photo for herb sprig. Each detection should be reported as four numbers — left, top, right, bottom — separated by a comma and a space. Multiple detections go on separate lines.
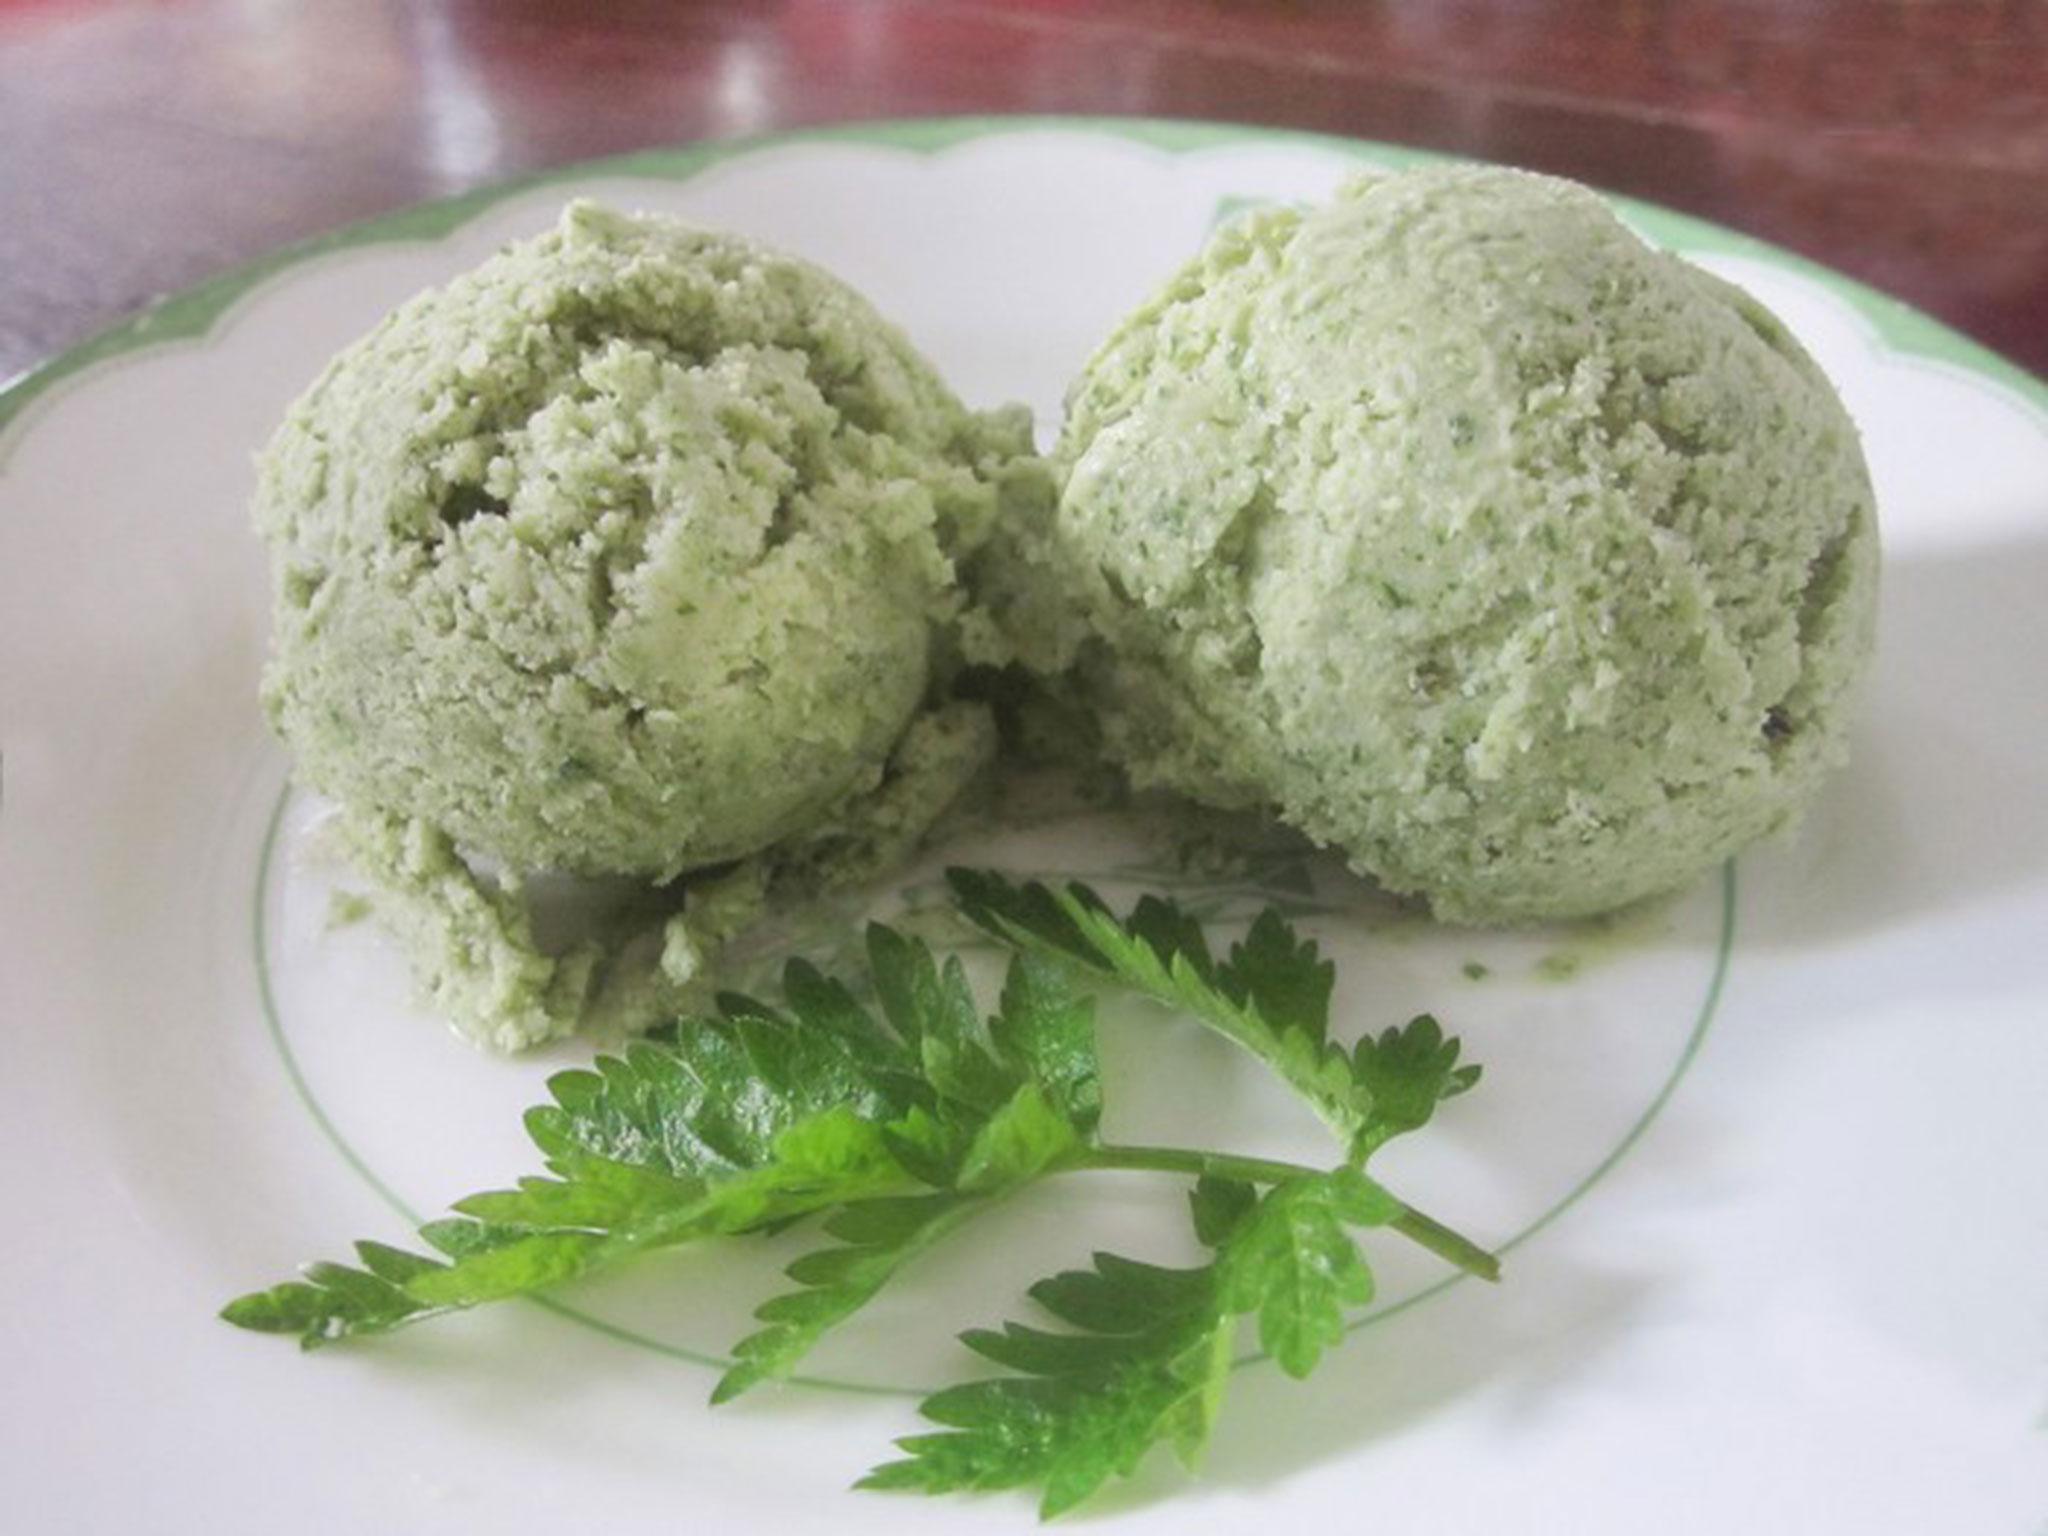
224, 870, 1496, 1517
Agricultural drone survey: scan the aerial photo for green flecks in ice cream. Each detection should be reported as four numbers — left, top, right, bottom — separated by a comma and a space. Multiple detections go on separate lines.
1046, 167, 1878, 922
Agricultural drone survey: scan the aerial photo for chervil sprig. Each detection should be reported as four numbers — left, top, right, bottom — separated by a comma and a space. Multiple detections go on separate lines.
224, 929, 1102, 1351
947, 869, 1479, 1162
224, 876, 1497, 1517
862, 1168, 1401, 1517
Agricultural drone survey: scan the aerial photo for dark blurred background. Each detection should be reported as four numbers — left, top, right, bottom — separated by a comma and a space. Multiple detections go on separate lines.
2, 0, 2043, 382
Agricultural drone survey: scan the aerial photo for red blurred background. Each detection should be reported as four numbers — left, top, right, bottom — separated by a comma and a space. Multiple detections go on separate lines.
1, 0, 2042, 380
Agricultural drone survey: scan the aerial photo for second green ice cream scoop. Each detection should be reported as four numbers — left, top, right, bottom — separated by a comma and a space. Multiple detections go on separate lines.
1043, 166, 1878, 921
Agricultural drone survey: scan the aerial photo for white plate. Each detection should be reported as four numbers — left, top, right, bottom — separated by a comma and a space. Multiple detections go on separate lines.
3, 120, 2044, 1535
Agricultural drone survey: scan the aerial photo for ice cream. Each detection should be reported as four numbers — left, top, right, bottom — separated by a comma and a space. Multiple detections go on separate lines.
256, 202, 1039, 1047
1044, 167, 1878, 921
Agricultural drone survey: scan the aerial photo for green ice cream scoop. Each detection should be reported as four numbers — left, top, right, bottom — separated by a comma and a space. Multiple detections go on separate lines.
1052, 167, 1878, 921
257, 201, 1025, 882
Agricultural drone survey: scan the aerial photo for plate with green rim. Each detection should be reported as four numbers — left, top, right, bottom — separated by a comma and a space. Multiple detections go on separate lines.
2, 118, 2043, 1535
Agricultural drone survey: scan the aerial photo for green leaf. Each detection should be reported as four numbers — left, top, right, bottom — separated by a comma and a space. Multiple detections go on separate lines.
223, 920, 1108, 1350
714, 1193, 982, 1403
949, 871, 1367, 1147
951, 873, 1485, 1166
250, 1106, 924, 1340
866, 1166, 1411, 1513
224, 884, 1496, 1520
867, 923, 1019, 1115
526, 1005, 919, 1179
1351, 1014, 1481, 1157
403, 1229, 607, 1306
866, 922, 974, 1057
775, 959, 931, 1094
989, 954, 1101, 1136
956, 1082, 1083, 1192
1187, 1173, 1257, 1247
218, 1247, 449, 1347
861, 1250, 1230, 1518
1219, 909, 1334, 1045
1210, 1169, 1396, 1378
452, 1153, 705, 1229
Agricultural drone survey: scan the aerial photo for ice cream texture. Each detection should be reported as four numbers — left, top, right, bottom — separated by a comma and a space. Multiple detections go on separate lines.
257, 202, 1038, 1047
1046, 166, 1878, 921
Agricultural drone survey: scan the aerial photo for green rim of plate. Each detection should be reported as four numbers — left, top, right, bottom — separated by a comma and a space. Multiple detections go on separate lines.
1, 113, 2043, 455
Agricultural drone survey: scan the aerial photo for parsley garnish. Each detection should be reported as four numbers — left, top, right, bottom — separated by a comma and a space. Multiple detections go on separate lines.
224, 872, 1496, 1516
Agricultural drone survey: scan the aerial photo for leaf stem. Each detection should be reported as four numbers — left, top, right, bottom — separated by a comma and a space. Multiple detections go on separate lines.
1387, 1204, 1501, 1283
1079, 1142, 1316, 1187
1074, 1142, 1500, 1283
